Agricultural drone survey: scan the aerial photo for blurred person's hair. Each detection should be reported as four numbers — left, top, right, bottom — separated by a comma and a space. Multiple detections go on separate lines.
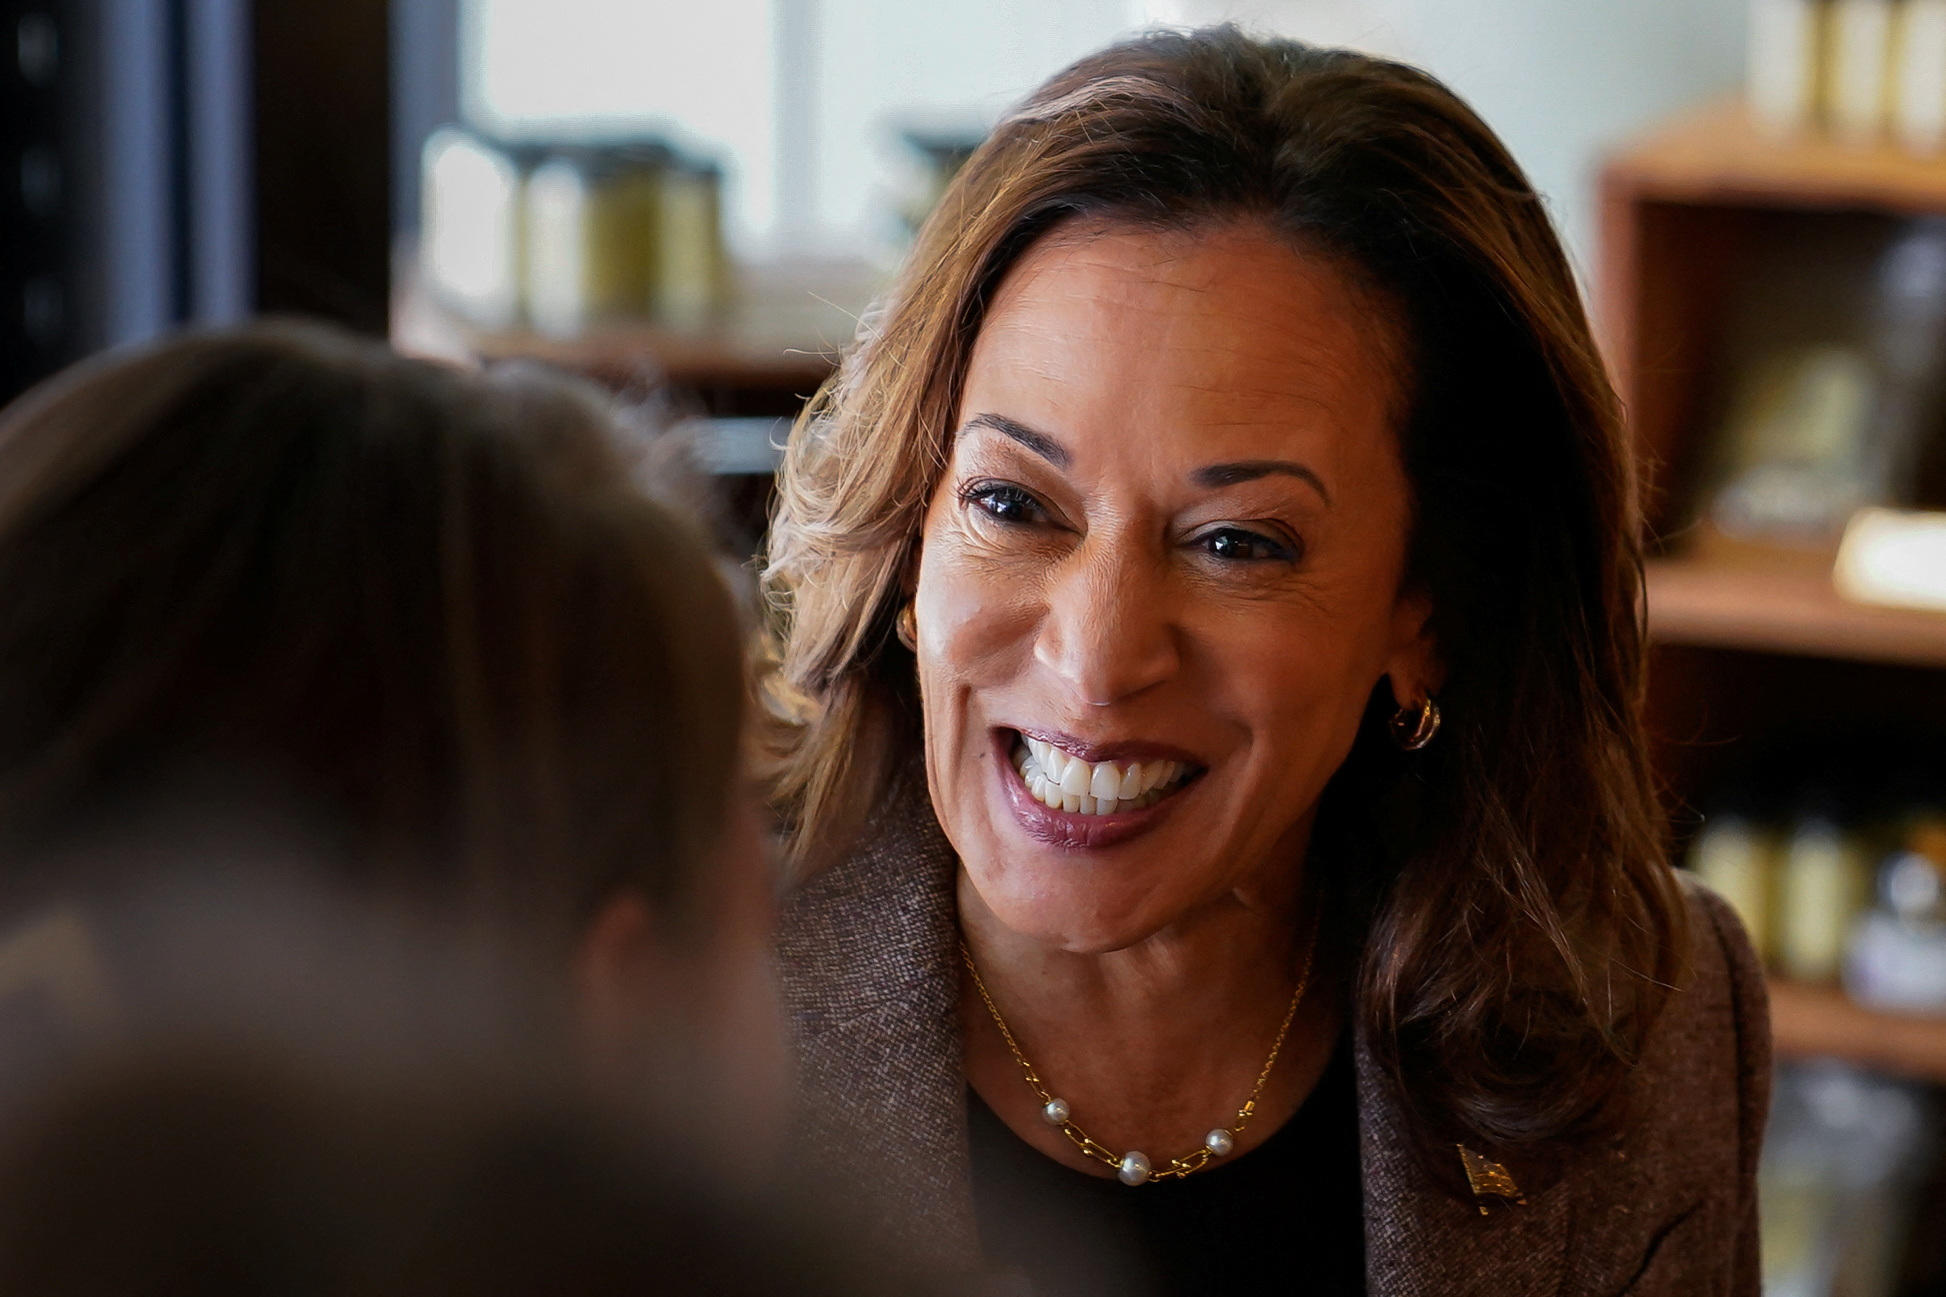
762, 27, 1685, 1164
0, 321, 746, 959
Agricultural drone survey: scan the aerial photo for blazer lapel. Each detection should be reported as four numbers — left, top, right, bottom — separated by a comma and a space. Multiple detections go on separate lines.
777, 780, 982, 1271
1356, 1020, 1574, 1297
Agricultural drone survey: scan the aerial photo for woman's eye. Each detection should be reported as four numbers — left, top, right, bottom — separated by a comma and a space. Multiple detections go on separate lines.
1198, 527, 1298, 563
964, 483, 1044, 525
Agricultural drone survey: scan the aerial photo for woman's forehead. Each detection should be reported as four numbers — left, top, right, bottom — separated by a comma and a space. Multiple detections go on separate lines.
958, 221, 1404, 467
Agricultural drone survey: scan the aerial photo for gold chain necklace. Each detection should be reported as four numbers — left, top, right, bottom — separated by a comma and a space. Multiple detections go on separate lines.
959, 924, 1317, 1187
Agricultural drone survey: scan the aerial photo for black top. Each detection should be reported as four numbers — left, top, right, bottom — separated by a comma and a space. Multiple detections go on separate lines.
966, 1040, 1364, 1297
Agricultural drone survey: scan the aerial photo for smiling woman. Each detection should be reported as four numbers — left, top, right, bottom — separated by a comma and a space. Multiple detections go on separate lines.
762, 26, 1766, 1297
920, 223, 1427, 957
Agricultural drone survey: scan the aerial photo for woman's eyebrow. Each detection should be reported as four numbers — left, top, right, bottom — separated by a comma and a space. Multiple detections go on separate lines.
958, 412, 1329, 504
959, 412, 1071, 469
1191, 460, 1331, 505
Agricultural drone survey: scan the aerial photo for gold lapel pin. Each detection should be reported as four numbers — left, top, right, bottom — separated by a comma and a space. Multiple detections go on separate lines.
1457, 1144, 1527, 1216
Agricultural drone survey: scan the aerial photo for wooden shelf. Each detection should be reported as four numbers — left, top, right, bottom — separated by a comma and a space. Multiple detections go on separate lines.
1770, 979, 1946, 1084
396, 298, 838, 394
1605, 99, 1946, 216
1645, 555, 1946, 668
454, 319, 839, 394
391, 261, 873, 406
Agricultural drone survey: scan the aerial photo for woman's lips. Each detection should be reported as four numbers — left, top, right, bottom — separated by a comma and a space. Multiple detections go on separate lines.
1008, 724, 1203, 767
991, 729, 1199, 850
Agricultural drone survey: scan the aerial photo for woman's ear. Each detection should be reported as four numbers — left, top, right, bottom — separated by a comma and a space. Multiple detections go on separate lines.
1384, 588, 1443, 707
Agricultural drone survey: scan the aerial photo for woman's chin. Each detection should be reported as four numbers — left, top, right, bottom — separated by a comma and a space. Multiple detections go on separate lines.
960, 867, 1190, 955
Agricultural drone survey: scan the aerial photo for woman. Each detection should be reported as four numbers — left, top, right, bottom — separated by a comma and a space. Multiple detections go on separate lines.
764, 28, 1766, 1297
0, 322, 774, 1119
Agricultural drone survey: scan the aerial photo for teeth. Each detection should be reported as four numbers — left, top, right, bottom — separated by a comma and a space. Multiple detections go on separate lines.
1014, 736, 1191, 817
1059, 757, 1091, 797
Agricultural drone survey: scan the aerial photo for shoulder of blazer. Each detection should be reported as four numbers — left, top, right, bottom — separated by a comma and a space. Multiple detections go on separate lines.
1562, 873, 1771, 1296
1360, 873, 1771, 1297
773, 777, 980, 1273
1682, 873, 1772, 1193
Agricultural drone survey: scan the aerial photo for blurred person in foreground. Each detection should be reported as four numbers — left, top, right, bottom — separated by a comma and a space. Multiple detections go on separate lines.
762, 26, 1767, 1297
0, 323, 817, 1274
0, 1041, 905, 1296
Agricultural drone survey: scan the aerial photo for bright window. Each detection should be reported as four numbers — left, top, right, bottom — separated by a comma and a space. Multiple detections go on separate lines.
459, 0, 1139, 258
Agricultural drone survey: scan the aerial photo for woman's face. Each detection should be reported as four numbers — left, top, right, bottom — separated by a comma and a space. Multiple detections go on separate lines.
914, 219, 1434, 953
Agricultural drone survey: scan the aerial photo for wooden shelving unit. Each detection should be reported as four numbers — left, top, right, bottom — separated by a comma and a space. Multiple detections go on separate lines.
1600, 101, 1946, 542
1769, 980, 1946, 1084
1603, 99, 1946, 217
1608, 105, 1946, 1083
1646, 556, 1946, 669
458, 320, 838, 397
391, 263, 865, 417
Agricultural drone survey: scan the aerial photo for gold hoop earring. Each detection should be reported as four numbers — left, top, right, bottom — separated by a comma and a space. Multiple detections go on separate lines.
895, 602, 918, 651
1390, 696, 1440, 751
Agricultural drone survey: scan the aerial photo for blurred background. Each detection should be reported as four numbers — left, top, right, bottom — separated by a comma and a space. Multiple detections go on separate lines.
8, 1, 1946, 1293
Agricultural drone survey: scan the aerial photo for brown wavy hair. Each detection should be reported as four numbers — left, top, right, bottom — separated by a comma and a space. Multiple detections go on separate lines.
762, 28, 1686, 1162
0, 322, 745, 957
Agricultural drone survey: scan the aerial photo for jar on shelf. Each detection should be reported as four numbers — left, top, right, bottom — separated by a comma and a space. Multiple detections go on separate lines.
420, 126, 541, 330
651, 154, 726, 330
1846, 817, 1946, 1012
1689, 807, 1778, 964
1776, 803, 1875, 983
523, 142, 669, 338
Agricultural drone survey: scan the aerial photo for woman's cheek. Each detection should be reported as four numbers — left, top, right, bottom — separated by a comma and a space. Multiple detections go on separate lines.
918, 541, 1048, 682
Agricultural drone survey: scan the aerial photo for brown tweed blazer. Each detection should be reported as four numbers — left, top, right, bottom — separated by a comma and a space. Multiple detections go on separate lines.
777, 783, 1769, 1296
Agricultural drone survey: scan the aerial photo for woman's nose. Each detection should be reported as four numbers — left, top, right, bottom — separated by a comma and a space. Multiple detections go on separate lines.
1031, 536, 1180, 706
